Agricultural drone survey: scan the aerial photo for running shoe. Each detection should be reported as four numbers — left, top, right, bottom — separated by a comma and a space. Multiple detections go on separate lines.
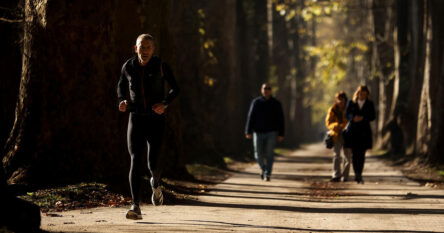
150, 177, 164, 206
126, 204, 142, 220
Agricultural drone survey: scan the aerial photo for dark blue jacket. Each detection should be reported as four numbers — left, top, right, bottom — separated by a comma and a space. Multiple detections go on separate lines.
245, 96, 285, 136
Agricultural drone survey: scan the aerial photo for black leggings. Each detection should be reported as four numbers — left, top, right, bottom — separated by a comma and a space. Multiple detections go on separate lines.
127, 113, 165, 205
351, 148, 366, 180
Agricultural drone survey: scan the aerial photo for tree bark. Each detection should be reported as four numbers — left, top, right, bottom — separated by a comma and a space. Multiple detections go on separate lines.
0, 1, 22, 150
416, 1, 442, 162
2, 0, 48, 183
426, 0, 444, 163
371, 0, 395, 150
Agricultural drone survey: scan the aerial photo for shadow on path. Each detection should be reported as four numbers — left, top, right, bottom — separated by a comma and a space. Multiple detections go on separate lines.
133, 220, 441, 233
229, 169, 411, 182
183, 199, 444, 215
206, 186, 444, 199
199, 192, 443, 205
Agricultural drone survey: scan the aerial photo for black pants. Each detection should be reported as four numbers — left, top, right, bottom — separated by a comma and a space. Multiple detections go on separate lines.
351, 147, 366, 180
127, 112, 165, 205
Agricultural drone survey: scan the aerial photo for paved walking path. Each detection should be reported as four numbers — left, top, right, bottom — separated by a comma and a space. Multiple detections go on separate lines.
42, 144, 444, 232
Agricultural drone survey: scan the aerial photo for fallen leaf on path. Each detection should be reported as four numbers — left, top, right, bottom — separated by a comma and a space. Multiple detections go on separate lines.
46, 213, 63, 217
404, 192, 419, 199
425, 182, 438, 188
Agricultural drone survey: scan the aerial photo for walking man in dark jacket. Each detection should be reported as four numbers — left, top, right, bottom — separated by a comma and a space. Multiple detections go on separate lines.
245, 83, 284, 181
117, 34, 179, 220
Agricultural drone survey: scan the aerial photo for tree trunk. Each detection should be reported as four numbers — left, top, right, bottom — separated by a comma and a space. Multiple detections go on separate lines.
291, 0, 311, 145
426, 0, 444, 163
375, 0, 429, 157
0, 1, 22, 150
401, 0, 424, 155
271, 1, 300, 145
372, 0, 395, 150
2, 0, 49, 183
217, 0, 245, 158
383, 0, 410, 155
416, 0, 432, 159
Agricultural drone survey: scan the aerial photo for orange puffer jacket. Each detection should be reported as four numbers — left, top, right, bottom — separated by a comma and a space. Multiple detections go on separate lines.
325, 106, 348, 143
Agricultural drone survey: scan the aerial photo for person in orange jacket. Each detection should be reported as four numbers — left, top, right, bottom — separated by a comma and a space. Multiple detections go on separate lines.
325, 91, 352, 182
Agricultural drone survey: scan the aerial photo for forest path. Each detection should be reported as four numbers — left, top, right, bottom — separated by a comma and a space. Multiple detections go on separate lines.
42, 144, 444, 233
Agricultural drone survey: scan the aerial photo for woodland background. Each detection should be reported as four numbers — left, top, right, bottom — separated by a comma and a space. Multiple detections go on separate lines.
1, 0, 444, 189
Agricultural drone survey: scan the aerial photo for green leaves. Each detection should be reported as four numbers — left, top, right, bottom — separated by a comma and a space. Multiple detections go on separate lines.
303, 38, 369, 125
275, 0, 343, 21
196, 8, 218, 86
305, 40, 347, 84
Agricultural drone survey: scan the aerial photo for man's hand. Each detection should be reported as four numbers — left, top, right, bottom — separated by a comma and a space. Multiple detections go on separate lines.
119, 100, 128, 112
152, 103, 167, 115
333, 125, 341, 131
277, 136, 284, 142
245, 134, 252, 139
353, 115, 364, 122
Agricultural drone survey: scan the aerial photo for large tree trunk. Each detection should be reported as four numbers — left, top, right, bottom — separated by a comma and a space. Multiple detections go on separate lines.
204, 0, 245, 159
0, 0, 22, 150
3, 0, 50, 183
416, 0, 444, 163
426, 0, 444, 163
224, 0, 245, 156
375, 0, 425, 156
416, 0, 432, 159
401, 0, 424, 155
390, 0, 409, 118
371, 0, 395, 150
383, 0, 410, 155
0, 2, 42, 231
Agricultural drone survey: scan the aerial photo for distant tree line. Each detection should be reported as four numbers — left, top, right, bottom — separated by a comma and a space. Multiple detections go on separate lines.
272, 0, 444, 164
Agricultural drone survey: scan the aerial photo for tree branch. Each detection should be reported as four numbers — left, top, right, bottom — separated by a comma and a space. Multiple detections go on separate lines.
0, 17, 22, 23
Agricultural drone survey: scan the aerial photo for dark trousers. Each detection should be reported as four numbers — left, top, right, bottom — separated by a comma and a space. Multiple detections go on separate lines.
127, 113, 165, 205
352, 147, 366, 180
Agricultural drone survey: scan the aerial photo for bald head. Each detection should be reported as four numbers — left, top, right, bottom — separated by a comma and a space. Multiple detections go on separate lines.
134, 34, 155, 65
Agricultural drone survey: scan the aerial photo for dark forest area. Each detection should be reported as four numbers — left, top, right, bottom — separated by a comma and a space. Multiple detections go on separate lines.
1, 0, 444, 231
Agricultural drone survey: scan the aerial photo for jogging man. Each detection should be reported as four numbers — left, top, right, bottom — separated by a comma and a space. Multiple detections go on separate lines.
117, 33, 179, 220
